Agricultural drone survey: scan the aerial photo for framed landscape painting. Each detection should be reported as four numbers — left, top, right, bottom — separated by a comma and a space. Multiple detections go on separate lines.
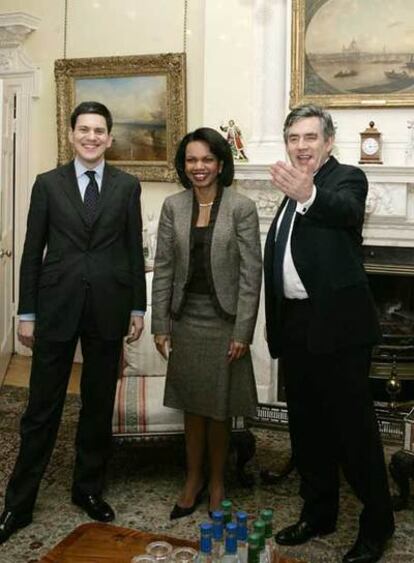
291, 0, 414, 107
55, 53, 186, 181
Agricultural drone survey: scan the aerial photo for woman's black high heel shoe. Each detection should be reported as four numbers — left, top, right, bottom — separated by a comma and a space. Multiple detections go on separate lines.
170, 484, 207, 520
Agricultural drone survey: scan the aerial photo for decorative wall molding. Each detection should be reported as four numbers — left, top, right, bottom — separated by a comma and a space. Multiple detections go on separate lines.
236, 162, 414, 180
0, 11, 41, 97
236, 163, 414, 246
0, 12, 40, 48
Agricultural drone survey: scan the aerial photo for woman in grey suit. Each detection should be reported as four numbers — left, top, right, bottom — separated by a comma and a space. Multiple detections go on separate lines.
152, 128, 262, 518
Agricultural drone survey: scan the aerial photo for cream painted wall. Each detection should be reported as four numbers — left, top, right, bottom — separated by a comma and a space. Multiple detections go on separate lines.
203, 0, 253, 134
1, 0, 208, 226
8, 0, 414, 227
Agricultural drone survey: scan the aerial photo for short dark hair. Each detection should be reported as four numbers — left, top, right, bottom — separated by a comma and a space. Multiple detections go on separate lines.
283, 104, 335, 143
175, 127, 234, 189
70, 101, 113, 133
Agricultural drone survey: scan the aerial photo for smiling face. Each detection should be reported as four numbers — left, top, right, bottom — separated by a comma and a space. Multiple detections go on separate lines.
68, 113, 113, 168
285, 116, 334, 174
184, 140, 223, 190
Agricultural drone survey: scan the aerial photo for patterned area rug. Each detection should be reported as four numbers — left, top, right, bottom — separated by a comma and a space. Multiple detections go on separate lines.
0, 384, 413, 562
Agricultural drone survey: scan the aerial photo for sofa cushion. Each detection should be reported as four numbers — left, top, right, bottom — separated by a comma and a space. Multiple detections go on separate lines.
123, 327, 167, 377
112, 375, 184, 436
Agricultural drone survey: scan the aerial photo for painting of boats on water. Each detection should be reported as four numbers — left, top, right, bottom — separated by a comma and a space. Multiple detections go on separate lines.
76, 76, 167, 162
291, 0, 414, 107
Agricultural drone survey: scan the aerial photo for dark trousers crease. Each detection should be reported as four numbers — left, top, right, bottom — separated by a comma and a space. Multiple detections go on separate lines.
280, 298, 395, 542
5, 290, 123, 516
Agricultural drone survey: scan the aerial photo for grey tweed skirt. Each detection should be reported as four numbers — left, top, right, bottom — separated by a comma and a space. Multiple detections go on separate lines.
163, 293, 258, 420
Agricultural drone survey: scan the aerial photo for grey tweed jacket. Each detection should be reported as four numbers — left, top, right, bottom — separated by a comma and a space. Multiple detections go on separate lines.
151, 187, 262, 343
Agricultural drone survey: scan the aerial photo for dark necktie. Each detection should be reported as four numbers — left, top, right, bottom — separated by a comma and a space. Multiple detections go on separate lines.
84, 170, 99, 224
273, 198, 296, 298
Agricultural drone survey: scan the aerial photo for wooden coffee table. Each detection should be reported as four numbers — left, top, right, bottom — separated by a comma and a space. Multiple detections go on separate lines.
39, 523, 306, 562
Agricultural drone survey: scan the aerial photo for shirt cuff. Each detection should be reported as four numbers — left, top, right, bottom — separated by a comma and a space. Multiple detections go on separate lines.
296, 185, 317, 214
19, 314, 36, 321
131, 310, 145, 317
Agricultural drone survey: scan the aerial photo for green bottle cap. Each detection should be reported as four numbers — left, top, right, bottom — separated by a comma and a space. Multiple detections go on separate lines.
247, 532, 261, 548
252, 521, 265, 549
260, 509, 273, 537
260, 509, 273, 521
221, 499, 232, 523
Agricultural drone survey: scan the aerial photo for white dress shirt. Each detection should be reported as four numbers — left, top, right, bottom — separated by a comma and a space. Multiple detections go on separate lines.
74, 158, 105, 198
276, 185, 317, 299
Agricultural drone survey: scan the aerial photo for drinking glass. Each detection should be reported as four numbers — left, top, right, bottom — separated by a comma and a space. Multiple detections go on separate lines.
170, 546, 198, 563
146, 541, 174, 563
131, 555, 157, 563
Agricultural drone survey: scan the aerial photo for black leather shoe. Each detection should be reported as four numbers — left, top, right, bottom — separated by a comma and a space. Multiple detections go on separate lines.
72, 493, 115, 522
275, 520, 335, 546
0, 510, 32, 545
342, 537, 387, 563
170, 485, 206, 520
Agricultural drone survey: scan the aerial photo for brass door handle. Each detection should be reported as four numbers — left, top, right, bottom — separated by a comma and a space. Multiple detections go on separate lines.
5, 250, 12, 257
0, 249, 12, 258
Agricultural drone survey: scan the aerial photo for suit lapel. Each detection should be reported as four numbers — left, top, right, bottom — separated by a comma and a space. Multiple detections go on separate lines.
212, 187, 227, 246
61, 161, 119, 228
93, 163, 117, 225
174, 191, 193, 267
60, 162, 89, 224
314, 155, 338, 188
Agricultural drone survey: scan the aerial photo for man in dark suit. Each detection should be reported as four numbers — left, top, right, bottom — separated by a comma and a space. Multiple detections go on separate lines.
264, 104, 394, 563
0, 101, 146, 544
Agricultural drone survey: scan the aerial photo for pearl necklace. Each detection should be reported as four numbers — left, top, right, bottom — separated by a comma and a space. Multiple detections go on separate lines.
198, 201, 214, 207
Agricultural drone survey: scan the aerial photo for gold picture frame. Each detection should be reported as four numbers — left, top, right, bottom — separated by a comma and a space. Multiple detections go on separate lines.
291, 0, 414, 108
55, 53, 186, 182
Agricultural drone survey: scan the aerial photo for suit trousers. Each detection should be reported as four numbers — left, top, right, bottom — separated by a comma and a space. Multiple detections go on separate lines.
5, 288, 123, 516
280, 298, 395, 542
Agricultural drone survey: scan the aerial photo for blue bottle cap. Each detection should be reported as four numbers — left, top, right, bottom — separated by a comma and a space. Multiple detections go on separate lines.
225, 523, 238, 554
212, 512, 224, 540
199, 522, 213, 554
226, 522, 237, 533
211, 510, 224, 521
236, 511, 248, 523
236, 512, 248, 541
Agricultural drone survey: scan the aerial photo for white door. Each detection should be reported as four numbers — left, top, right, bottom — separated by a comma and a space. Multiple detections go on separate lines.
0, 81, 15, 385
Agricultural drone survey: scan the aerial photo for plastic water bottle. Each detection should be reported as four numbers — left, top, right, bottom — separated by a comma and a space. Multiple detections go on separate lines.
260, 509, 276, 563
198, 522, 213, 563
252, 521, 268, 563
221, 522, 240, 563
236, 511, 248, 563
211, 510, 225, 563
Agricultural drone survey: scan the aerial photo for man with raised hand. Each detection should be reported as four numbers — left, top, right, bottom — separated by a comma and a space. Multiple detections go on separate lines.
264, 104, 394, 563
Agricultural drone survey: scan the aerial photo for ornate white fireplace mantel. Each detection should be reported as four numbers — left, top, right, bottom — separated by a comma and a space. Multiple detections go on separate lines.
235, 162, 414, 247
